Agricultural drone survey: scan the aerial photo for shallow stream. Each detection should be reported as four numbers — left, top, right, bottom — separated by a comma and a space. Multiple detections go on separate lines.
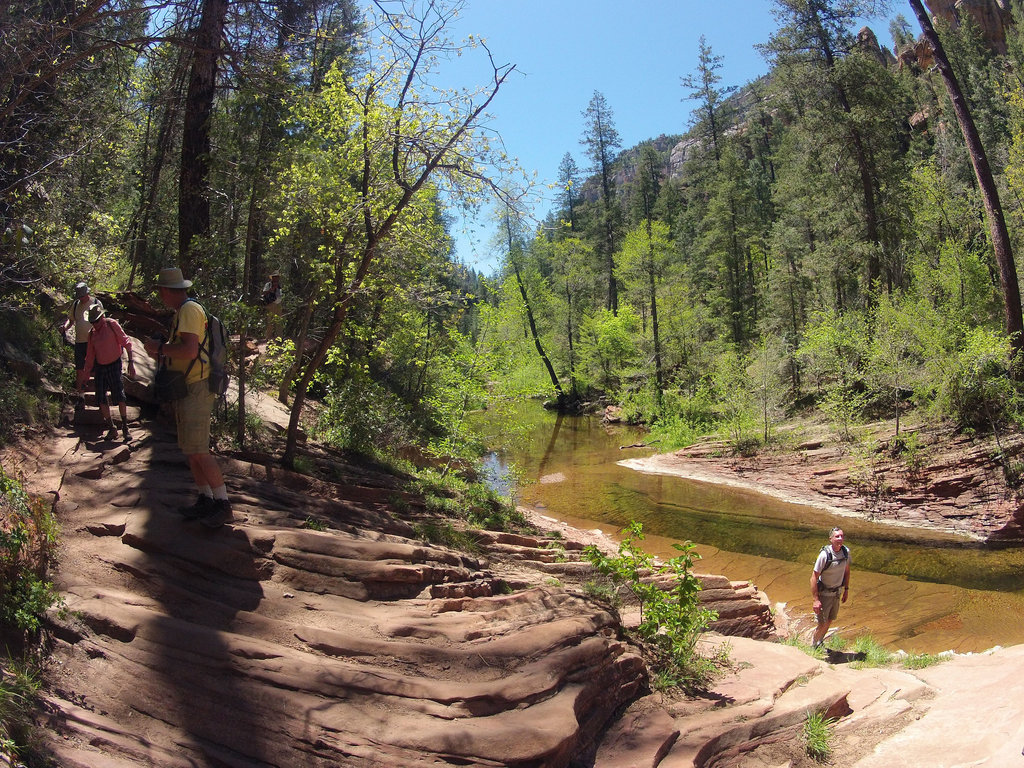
479, 405, 1024, 653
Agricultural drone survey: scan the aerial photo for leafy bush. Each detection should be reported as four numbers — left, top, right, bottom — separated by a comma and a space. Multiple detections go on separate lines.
212, 401, 267, 452
647, 386, 719, 450
583, 521, 720, 691
413, 468, 528, 533
314, 374, 415, 458
0, 466, 62, 637
890, 430, 927, 478
934, 327, 1021, 431
412, 520, 479, 553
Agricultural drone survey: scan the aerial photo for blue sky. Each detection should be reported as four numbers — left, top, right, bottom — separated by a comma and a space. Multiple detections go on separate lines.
437, 1, 895, 273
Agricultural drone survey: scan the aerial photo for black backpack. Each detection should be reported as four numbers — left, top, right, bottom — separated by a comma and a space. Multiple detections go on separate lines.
820, 544, 849, 571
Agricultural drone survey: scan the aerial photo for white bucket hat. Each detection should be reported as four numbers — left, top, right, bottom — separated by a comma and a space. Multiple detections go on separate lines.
155, 267, 193, 290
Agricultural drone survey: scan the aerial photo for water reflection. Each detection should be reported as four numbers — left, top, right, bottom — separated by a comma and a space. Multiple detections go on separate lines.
479, 404, 1024, 653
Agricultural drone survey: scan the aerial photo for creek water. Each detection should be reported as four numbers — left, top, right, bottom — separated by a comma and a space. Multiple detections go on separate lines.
479, 404, 1024, 654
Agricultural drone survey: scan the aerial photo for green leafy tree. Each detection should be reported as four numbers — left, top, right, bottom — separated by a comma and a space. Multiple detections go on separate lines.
617, 220, 672, 408
579, 306, 641, 393
273, 0, 517, 466
764, 0, 908, 301
747, 334, 789, 445
865, 294, 926, 435
583, 522, 719, 690
556, 152, 581, 232
501, 206, 565, 404
909, 0, 1024, 362
799, 308, 870, 440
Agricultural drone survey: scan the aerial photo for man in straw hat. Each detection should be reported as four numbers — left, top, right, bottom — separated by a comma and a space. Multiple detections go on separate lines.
78, 304, 135, 441
143, 267, 233, 528
65, 281, 103, 390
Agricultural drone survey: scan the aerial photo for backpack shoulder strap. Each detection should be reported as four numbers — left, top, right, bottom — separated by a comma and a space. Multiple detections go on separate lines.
170, 299, 205, 379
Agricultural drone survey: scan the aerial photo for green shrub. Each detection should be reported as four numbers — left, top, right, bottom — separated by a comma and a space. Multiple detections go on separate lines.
212, 401, 267, 452
803, 709, 835, 761
849, 634, 892, 666
890, 430, 927, 477
0, 467, 62, 637
0, 658, 41, 763
934, 327, 1021, 431
583, 521, 720, 691
413, 469, 528, 534
412, 520, 479, 553
314, 374, 414, 458
582, 580, 619, 605
647, 386, 719, 450
899, 651, 944, 669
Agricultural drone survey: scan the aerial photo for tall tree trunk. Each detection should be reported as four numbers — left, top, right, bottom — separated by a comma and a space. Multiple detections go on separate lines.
128, 48, 189, 288
909, 0, 1024, 362
506, 216, 564, 403
179, 0, 228, 275
645, 220, 663, 402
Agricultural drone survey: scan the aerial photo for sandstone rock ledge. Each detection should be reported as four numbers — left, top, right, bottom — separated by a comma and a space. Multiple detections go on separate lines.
620, 425, 1024, 542
8, 417, 778, 768
10, 415, 1024, 768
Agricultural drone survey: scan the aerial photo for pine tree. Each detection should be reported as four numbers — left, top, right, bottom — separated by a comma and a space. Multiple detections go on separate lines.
580, 91, 623, 313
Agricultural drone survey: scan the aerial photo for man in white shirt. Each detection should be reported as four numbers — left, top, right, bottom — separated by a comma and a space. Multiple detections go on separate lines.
65, 282, 103, 392
810, 527, 851, 649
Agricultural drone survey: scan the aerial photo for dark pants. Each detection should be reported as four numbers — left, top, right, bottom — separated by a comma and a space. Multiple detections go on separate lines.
94, 360, 125, 406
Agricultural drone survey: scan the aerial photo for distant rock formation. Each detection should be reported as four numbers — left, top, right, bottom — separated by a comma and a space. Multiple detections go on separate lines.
925, 0, 1015, 54
858, 25, 898, 68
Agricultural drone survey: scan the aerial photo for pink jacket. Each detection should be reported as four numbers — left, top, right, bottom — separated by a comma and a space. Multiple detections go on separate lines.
84, 318, 132, 373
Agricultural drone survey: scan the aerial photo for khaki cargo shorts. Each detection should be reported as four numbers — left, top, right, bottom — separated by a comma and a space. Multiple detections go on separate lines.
817, 589, 842, 624
175, 379, 215, 455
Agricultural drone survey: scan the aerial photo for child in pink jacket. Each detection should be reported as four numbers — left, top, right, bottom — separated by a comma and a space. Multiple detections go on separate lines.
77, 305, 136, 441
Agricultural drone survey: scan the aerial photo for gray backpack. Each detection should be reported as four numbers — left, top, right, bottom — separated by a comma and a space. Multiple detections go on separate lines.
199, 306, 229, 396
182, 298, 229, 396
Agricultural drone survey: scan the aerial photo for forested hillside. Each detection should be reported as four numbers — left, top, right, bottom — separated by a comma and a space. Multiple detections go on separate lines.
3, 0, 1024, 467
483, 0, 1024, 457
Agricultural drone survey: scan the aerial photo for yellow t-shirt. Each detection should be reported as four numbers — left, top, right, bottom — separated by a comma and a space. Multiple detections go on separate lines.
169, 300, 209, 385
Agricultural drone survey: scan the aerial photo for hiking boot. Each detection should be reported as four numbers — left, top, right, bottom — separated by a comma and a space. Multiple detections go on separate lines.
179, 494, 214, 520
104, 425, 119, 440
122, 426, 131, 443
200, 498, 234, 529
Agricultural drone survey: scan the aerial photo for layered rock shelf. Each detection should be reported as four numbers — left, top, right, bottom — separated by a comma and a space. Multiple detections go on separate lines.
621, 426, 1024, 543
8, 404, 782, 768
10, 400, 1024, 767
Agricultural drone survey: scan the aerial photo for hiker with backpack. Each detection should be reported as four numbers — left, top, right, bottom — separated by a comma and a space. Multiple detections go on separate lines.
64, 282, 103, 393
810, 526, 851, 649
143, 267, 233, 529
77, 305, 135, 442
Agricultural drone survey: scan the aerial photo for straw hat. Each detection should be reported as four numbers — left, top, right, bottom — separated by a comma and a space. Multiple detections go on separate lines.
86, 304, 105, 323
74, 282, 90, 298
155, 267, 193, 290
